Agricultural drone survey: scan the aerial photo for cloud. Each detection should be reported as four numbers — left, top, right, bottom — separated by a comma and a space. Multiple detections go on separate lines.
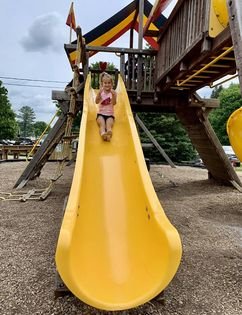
8, 87, 56, 122
20, 12, 65, 53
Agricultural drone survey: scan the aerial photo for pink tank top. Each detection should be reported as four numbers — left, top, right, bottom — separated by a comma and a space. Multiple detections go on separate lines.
98, 91, 114, 116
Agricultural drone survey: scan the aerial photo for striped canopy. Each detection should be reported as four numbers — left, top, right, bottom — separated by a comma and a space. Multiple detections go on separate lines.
68, 0, 167, 64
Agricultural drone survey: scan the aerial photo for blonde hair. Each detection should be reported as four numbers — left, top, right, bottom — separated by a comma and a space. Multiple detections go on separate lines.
99, 72, 113, 87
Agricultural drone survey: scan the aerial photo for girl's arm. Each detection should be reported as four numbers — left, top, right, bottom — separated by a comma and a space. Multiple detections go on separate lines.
111, 89, 117, 105
95, 89, 102, 104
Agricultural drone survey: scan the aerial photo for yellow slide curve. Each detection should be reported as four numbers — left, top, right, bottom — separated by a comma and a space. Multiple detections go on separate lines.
55, 74, 182, 311
227, 107, 242, 162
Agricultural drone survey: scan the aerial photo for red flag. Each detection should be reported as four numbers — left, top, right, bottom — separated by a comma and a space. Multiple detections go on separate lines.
66, 2, 76, 31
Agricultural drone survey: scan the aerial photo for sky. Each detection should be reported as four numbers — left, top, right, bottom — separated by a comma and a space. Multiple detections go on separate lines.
0, 0, 178, 123
0, 1, 238, 123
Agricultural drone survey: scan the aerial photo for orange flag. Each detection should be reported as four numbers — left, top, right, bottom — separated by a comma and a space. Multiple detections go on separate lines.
66, 2, 76, 31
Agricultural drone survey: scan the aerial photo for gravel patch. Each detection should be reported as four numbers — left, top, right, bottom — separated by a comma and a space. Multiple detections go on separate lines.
0, 162, 241, 315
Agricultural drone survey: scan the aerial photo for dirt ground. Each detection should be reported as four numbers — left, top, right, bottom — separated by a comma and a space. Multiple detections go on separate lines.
0, 161, 241, 315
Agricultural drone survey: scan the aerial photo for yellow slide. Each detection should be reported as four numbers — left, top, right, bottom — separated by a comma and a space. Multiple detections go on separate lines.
209, 0, 229, 37
55, 74, 182, 311
227, 107, 242, 162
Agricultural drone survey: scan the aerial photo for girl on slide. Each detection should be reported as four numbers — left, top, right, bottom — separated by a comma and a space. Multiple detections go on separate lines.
95, 72, 117, 142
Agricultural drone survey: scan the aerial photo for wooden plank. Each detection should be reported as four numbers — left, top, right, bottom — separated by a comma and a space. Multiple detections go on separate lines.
65, 44, 157, 55
227, 0, 242, 94
158, 0, 187, 42
52, 90, 83, 102
189, 98, 219, 108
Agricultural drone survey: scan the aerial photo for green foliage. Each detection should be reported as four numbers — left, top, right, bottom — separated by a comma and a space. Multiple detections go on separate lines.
33, 121, 48, 138
0, 81, 18, 140
209, 83, 242, 145
90, 61, 116, 89
137, 113, 196, 163
210, 85, 223, 98
17, 106, 36, 138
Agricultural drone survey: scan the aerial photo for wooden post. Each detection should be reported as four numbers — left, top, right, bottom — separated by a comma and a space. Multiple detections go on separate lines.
129, 28, 134, 48
137, 0, 144, 102
227, 0, 242, 94
120, 53, 125, 80
138, 0, 144, 49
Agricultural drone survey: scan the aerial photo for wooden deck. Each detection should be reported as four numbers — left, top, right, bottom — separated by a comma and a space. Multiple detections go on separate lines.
155, 0, 236, 93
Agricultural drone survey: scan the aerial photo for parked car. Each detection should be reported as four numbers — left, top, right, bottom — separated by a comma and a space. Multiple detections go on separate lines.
14, 137, 34, 145
227, 154, 240, 167
192, 157, 205, 168
222, 146, 240, 167
0, 139, 10, 145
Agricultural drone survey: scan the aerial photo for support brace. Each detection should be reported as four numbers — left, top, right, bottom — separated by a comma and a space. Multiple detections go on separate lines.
227, 0, 242, 94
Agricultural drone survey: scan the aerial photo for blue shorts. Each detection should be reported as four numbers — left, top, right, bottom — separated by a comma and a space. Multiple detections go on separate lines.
96, 113, 115, 122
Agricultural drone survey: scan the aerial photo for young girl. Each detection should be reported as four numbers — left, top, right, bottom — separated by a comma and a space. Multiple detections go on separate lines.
95, 72, 117, 141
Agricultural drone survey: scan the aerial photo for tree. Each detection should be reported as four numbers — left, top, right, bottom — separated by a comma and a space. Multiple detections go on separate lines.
209, 83, 242, 144
137, 112, 196, 163
17, 106, 36, 137
210, 85, 223, 98
33, 121, 48, 138
0, 81, 18, 140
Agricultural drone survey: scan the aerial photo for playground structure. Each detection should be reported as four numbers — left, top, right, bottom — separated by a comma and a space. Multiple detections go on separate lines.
11, 0, 242, 311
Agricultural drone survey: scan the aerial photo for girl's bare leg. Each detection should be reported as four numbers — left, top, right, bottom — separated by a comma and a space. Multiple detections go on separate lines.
96, 116, 107, 140
106, 117, 114, 141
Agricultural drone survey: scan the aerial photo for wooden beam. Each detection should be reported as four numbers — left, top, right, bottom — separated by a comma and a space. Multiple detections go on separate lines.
52, 90, 83, 102
189, 98, 219, 108
65, 44, 157, 55
138, 0, 144, 49
227, 0, 242, 94
176, 106, 242, 187
135, 114, 176, 168
144, 30, 159, 37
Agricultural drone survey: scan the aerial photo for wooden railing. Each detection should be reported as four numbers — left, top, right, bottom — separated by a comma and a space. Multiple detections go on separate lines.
89, 53, 156, 94
64, 42, 158, 98
156, 0, 211, 82
85, 46, 157, 99
120, 53, 156, 93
